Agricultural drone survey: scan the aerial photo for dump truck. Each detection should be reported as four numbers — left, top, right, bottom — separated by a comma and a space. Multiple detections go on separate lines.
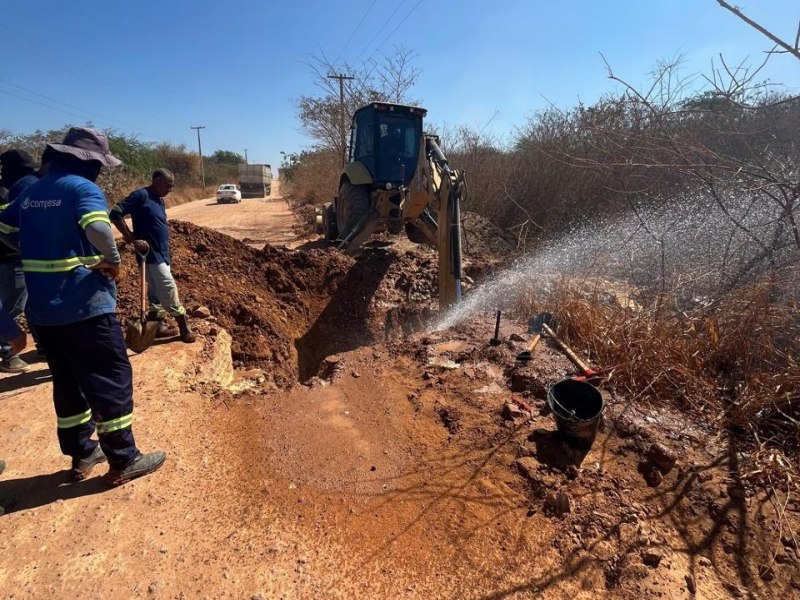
315, 102, 466, 309
238, 164, 272, 198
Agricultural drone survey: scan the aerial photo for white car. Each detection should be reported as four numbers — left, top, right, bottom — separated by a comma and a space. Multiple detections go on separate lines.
216, 184, 242, 204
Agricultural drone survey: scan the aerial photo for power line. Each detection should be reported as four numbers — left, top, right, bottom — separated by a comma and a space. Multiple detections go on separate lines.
0, 77, 119, 126
373, 0, 424, 55
333, 0, 378, 66
0, 86, 90, 122
354, 0, 407, 63
0, 78, 160, 140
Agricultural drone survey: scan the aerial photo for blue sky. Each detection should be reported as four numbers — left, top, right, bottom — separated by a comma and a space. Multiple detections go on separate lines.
2, 1, 797, 170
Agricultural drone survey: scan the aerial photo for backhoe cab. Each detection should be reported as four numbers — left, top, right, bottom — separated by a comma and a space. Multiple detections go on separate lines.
315, 102, 465, 309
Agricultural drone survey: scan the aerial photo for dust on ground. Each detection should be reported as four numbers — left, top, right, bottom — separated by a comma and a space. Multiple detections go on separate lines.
1, 207, 798, 598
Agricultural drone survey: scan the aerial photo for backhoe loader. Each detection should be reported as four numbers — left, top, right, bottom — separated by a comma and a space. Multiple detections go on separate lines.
315, 102, 466, 309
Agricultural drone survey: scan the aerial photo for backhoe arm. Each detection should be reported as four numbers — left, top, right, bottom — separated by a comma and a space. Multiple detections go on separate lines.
407, 135, 465, 310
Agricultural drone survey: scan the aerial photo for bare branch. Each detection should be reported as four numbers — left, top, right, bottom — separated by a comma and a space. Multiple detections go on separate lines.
715, 0, 800, 60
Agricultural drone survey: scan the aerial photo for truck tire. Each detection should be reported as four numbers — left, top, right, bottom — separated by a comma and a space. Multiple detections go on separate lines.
338, 181, 370, 239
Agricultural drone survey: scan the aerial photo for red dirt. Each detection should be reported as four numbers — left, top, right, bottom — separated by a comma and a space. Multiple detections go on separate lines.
3, 211, 798, 597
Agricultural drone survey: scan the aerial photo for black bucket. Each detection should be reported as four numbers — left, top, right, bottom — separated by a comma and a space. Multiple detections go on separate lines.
547, 379, 605, 449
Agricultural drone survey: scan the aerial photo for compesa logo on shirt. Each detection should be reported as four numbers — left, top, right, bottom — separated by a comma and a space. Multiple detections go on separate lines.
21, 197, 62, 210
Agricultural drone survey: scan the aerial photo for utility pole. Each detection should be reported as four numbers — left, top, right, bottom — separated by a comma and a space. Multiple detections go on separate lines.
190, 125, 206, 189
327, 73, 355, 168
243, 149, 248, 164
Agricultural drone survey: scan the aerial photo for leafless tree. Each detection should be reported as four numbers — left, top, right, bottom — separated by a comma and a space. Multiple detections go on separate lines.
296, 45, 421, 154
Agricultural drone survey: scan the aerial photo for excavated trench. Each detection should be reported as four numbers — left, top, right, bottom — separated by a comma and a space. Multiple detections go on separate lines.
116, 222, 440, 387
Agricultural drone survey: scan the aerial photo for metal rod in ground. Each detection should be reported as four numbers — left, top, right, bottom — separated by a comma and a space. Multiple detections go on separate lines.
490, 310, 502, 345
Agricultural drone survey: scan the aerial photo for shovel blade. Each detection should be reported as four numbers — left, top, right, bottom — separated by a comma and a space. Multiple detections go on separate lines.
125, 318, 159, 353
527, 312, 558, 334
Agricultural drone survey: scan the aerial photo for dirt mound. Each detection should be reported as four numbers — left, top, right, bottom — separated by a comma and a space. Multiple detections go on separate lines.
115, 221, 441, 387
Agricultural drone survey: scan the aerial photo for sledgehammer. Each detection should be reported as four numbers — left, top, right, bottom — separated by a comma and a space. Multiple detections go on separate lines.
541, 322, 601, 383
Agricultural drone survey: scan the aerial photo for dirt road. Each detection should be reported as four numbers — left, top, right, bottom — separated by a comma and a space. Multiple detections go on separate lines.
0, 185, 794, 598
168, 180, 310, 249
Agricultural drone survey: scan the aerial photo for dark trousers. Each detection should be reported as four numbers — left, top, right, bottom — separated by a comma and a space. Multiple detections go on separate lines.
37, 313, 139, 469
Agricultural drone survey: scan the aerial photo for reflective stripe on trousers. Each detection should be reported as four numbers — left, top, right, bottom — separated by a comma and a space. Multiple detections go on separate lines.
96, 413, 133, 435
57, 409, 92, 429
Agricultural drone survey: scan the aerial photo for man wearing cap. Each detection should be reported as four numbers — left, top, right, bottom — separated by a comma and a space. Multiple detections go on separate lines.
111, 169, 196, 343
0, 127, 166, 486
0, 149, 37, 373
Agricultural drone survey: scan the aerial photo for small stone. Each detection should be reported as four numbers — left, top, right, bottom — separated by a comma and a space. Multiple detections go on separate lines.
502, 402, 528, 421
592, 540, 616, 561
510, 333, 526, 342
684, 574, 696, 594
698, 556, 712, 567
148, 580, 163, 594
251, 594, 266, 600
565, 465, 579, 480
646, 443, 677, 474
543, 491, 571, 517
515, 457, 540, 482
191, 305, 212, 318
782, 535, 798, 550
638, 461, 664, 487
642, 549, 664, 568
618, 523, 638, 545
351, 370, 361, 378
759, 566, 775, 582
517, 442, 535, 458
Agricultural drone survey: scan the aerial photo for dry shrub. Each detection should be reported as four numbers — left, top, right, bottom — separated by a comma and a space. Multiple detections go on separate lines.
166, 186, 209, 208
547, 267, 799, 456
281, 149, 339, 207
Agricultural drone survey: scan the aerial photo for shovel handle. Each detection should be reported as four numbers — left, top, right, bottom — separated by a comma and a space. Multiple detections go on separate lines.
541, 323, 593, 374
527, 333, 542, 353
139, 258, 147, 317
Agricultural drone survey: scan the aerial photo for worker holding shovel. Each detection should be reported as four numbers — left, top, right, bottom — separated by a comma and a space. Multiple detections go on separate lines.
0, 127, 166, 486
111, 169, 195, 344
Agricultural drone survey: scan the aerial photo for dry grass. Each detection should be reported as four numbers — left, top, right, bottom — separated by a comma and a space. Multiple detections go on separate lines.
539, 267, 799, 466
166, 186, 210, 208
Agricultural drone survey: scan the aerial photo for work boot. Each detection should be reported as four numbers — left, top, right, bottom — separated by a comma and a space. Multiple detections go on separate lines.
71, 445, 107, 481
176, 315, 196, 343
106, 451, 166, 487
0, 355, 29, 373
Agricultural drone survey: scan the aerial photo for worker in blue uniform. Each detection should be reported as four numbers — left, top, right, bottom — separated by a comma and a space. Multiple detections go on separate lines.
111, 169, 196, 343
0, 149, 37, 373
0, 306, 27, 515
0, 127, 166, 486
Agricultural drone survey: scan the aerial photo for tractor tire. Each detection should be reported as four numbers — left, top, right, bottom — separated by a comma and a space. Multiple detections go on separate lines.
338, 181, 370, 239
322, 203, 339, 241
